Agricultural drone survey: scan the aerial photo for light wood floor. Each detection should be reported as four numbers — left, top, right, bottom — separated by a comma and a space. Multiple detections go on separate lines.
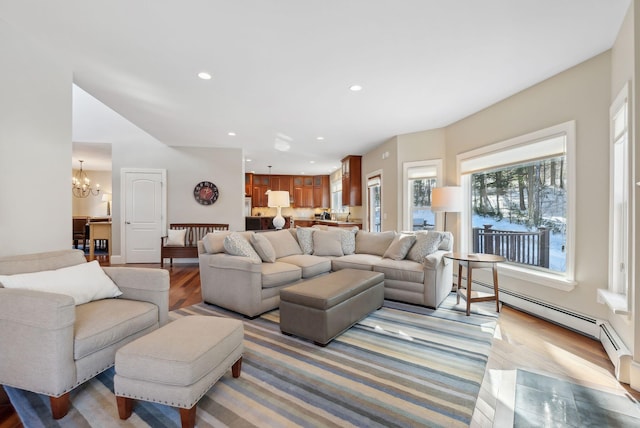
1, 258, 638, 427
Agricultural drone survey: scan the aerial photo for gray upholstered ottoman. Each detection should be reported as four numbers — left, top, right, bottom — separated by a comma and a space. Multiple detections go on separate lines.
114, 316, 243, 428
279, 269, 384, 346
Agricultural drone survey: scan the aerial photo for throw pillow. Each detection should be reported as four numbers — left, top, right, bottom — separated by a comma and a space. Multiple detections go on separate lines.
250, 233, 276, 263
0, 260, 122, 305
383, 234, 417, 260
355, 230, 396, 256
312, 229, 344, 257
202, 231, 232, 254
166, 228, 186, 246
262, 229, 303, 259
338, 227, 358, 255
223, 233, 262, 263
296, 227, 315, 255
407, 231, 444, 263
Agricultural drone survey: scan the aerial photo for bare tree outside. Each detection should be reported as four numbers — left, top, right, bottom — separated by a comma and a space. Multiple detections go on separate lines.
471, 156, 567, 272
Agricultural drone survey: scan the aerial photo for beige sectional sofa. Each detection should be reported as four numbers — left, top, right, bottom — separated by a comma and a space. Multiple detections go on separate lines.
198, 227, 453, 318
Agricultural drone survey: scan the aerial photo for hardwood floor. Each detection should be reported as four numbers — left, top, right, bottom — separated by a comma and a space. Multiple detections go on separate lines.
1, 258, 638, 427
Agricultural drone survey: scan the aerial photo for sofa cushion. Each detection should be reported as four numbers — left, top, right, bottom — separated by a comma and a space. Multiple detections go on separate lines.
374, 259, 425, 283
250, 233, 276, 263
295, 227, 315, 255
224, 233, 262, 263
331, 254, 382, 271
277, 254, 332, 278
355, 230, 396, 256
406, 231, 443, 263
339, 227, 358, 255
263, 230, 303, 259
261, 262, 301, 288
383, 234, 416, 260
74, 298, 159, 360
203, 231, 232, 254
0, 260, 122, 305
437, 231, 453, 251
313, 229, 344, 257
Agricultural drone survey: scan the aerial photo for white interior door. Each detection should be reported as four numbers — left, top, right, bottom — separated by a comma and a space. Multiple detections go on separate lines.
123, 169, 166, 263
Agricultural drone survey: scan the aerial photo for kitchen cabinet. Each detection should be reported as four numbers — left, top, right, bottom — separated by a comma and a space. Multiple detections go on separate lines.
313, 175, 330, 208
341, 155, 362, 206
292, 175, 314, 207
270, 175, 292, 193
293, 186, 314, 208
245, 173, 253, 196
250, 174, 329, 208
251, 175, 270, 207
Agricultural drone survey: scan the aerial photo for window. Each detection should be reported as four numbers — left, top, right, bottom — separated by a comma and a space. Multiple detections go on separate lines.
331, 180, 345, 213
367, 175, 381, 232
604, 83, 630, 310
458, 121, 576, 289
403, 160, 442, 231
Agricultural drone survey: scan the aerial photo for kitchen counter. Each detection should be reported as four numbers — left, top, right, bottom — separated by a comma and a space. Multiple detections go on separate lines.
293, 218, 362, 229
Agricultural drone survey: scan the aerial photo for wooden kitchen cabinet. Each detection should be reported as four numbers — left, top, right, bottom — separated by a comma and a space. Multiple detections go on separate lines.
341, 155, 362, 206
250, 174, 329, 208
293, 186, 314, 208
292, 175, 314, 207
313, 175, 330, 208
245, 173, 253, 196
251, 175, 269, 207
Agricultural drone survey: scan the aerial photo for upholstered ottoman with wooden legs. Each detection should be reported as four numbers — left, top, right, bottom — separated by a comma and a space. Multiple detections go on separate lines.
114, 316, 244, 428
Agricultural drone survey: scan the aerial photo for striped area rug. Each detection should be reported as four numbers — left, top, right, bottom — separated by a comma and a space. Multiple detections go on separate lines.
6, 294, 497, 427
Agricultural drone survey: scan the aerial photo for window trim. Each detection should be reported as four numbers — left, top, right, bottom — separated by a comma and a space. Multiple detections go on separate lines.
365, 169, 383, 232
599, 82, 631, 315
402, 160, 442, 231
457, 121, 577, 289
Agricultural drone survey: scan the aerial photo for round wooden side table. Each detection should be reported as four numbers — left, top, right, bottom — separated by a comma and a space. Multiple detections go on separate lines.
444, 253, 506, 316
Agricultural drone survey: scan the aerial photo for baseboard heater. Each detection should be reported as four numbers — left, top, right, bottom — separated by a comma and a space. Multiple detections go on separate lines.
597, 321, 632, 383
460, 276, 632, 383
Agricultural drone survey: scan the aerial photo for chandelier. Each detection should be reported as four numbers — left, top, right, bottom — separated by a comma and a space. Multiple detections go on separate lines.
72, 160, 100, 198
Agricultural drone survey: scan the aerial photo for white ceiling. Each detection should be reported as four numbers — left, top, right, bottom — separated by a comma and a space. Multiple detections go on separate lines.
1, 0, 631, 175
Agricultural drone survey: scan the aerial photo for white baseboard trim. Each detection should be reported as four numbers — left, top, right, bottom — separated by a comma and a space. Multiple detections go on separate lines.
460, 276, 600, 338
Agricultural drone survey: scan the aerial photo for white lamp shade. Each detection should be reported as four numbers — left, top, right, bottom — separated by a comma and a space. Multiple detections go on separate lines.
431, 187, 462, 212
268, 190, 290, 208
101, 193, 112, 202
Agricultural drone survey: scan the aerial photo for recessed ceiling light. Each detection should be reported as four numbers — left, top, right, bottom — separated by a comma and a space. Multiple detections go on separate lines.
316, 136, 324, 141
245, 158, 252, 162
349, 84, 363, 92
309, 161, 315, 164
198, 72, 212, 80
228, 131, 236, 136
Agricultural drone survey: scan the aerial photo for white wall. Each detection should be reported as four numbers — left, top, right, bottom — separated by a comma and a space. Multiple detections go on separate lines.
445, 51, 611, 319
362, 138, 398, 232
111, 139, 244, 256
0, 20, 72, 257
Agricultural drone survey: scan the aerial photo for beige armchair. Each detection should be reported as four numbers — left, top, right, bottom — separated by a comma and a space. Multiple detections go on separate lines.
0, 249, 169, 419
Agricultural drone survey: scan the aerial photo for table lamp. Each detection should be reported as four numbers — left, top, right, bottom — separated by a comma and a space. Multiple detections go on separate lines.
268, 190, 290, 229
431, 186, 462, 231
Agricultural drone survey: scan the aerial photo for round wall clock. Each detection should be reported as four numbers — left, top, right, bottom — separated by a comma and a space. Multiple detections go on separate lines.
193, 181, 219, 205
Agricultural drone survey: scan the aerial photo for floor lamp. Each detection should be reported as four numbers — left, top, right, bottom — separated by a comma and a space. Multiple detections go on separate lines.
268, 190, 290, 229
431, 186, 462, 231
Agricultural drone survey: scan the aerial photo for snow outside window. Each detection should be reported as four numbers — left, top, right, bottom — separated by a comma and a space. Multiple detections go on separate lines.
402, 160, 442, 232
457, 121, 576, 289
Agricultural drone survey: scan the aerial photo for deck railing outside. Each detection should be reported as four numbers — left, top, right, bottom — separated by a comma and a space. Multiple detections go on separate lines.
472, 225, 550, 268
